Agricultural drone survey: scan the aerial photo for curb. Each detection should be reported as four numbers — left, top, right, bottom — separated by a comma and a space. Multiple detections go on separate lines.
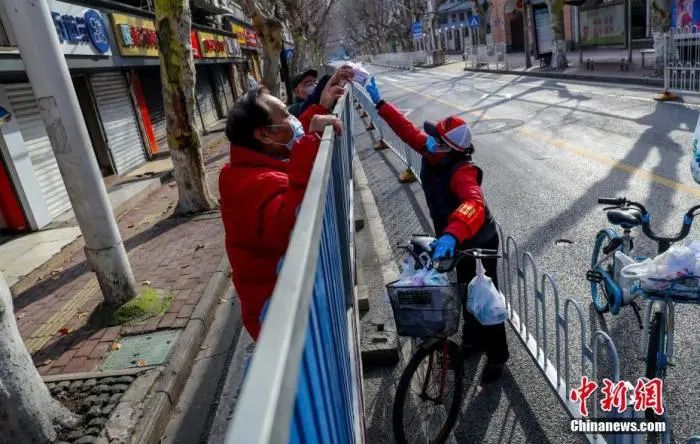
462, 66, 664, 87
132, 255, 232, 444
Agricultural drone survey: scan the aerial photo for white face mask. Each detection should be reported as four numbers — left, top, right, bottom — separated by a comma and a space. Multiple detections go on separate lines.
301, 83, 316, 98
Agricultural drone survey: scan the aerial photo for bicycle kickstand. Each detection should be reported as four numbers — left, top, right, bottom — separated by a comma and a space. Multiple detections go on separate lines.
630, 301, 644, 330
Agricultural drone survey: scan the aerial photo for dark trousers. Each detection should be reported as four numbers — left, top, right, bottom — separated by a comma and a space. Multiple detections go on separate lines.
456, 234, 510, 365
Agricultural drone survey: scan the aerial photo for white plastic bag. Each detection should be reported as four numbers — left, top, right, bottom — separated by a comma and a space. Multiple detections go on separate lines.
466, 259, 508, 325
621, 244, 696, 290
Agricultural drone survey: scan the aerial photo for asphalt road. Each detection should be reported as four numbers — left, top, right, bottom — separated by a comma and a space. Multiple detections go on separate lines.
357, 63, 700, 443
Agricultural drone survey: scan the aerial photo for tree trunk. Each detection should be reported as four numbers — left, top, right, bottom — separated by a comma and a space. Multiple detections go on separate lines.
0, 274, 79, 443
547, 0, 568, 68
154, 0, 217, 215
254, 17, 284, 96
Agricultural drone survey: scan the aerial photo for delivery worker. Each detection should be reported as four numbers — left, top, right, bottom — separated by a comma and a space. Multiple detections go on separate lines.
219, 70, 350, 340
365, 77, 509, 383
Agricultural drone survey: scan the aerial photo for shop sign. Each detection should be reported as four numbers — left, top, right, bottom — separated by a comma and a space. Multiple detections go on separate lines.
190, 31, 201, 58
49, 0, 111, 56
226, 37, 242, 58
244, 29, 258, 47
580, 3, 625, 46
197, 31, 228, 58
110, 13, 158, 57
231, 23, 247, 46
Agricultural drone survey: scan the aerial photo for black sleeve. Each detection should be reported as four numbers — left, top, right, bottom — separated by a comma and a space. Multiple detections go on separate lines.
299, 75, 331, 115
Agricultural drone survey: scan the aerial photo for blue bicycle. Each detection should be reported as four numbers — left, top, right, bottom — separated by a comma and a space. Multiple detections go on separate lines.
587, 197, 700, 422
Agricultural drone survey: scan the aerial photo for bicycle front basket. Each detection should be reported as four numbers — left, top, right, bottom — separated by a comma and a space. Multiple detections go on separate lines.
386, 281, 466, 338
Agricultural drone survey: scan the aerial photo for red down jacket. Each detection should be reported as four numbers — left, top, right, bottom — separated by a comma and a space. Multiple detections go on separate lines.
377, 100, 486, 243
219, 104, 328, 339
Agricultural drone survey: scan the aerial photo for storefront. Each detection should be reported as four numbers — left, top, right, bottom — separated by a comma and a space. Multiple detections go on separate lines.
0, 1, 241, 232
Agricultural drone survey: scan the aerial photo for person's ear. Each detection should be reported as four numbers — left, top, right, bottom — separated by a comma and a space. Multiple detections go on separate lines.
253, 127, 272, 145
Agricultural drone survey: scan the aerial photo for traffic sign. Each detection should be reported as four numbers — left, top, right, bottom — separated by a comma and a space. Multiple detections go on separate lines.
411, 21, 423, 38
469, 15, 481, 28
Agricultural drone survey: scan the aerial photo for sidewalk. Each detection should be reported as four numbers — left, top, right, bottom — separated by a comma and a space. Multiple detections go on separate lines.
456, 48, 665, 87
1, 123, 226, 290
13, 131, 229, 378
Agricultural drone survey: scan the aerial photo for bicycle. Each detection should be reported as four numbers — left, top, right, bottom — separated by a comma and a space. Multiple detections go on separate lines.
388, 234, 500, 444
587, 197, 700, 422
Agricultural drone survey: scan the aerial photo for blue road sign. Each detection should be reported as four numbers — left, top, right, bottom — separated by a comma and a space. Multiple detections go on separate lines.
469, 15, 481, 28
411, 21, 422, 38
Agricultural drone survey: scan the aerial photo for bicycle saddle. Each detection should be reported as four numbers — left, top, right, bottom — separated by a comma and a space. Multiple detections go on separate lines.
606, 208, 642, 229
410, 235, 436, 254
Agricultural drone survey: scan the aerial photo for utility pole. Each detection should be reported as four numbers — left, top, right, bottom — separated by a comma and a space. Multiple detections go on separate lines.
4, 0, 137, 305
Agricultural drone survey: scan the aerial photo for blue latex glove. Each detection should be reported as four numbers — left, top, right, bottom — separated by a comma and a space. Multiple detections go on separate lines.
366, 77, 382, 104
425, 136, 438, 154
431, 234, 457, 261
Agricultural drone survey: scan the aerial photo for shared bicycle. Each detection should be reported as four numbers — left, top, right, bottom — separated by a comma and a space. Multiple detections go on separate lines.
388, 234, 500, 444
587, 197, 700, 422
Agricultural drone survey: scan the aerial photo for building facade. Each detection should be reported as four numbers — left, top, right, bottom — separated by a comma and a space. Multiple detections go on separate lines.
0, 0, 261, 234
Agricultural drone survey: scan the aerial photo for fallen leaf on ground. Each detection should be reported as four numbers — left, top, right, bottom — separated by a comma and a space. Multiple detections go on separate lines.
195, 244, 204, 251
41, 359, 53, 366
218, 298, 229, 304
168, 182, 176, 188
135, 359, 147, 367
76, 312, 87, 320
181, 264, 189, 269
142, 280, 151, 286
57, 327, 71, 336
200, 345, 209, 351
15, 313, 26, 320
128, 224, 135, 229
51, 268, 64, 275
110, 342, 122, 351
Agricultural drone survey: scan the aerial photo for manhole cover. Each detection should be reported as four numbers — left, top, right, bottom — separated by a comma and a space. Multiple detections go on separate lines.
99, 330, 179, 371
471, 119, 524, 135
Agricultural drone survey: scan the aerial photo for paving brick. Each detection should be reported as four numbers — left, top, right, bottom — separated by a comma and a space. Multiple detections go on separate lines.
89, 342, 109, 360
62, 356, 89, 374
158, 313, 178, 329
101, 326, 122, 342
167, 300, 185, 314
75, 340, 100, 358
53, 348, 78, 368
177, 304, 195, 319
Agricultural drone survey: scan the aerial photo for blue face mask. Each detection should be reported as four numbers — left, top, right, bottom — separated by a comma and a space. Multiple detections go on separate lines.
270, 116, 305, 150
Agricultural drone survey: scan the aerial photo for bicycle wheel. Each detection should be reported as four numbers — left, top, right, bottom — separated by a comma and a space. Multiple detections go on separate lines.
645, 311, 667, 422
590, 229, 619, 313
393, 339, 464, 444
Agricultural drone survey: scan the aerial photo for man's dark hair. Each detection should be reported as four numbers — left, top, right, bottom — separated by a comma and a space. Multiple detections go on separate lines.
226, 86, 271, 150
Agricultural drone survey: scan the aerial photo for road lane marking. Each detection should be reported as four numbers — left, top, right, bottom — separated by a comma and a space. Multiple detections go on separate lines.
388, 82, 700, 199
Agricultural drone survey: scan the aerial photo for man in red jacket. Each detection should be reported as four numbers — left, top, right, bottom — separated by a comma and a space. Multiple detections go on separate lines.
219, 75, 347, 340
365, 78, 509, 383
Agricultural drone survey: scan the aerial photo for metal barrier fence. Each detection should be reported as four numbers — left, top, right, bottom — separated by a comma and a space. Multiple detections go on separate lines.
664, 27, 700, 94
351, 84, 640, 443
464, 43, 508, 70
352, 84, 423, 181
226, 85, 364, 443
357, 51, 428, 70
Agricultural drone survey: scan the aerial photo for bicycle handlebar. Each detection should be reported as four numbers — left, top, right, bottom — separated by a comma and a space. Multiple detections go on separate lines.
435, 248, 501, 273
598, 196, 700, 246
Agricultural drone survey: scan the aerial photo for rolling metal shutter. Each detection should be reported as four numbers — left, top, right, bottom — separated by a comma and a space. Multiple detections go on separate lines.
218, 65, 235, 115
4, 84, 71, 218
140, 69, 168, 153
90, 72, 147, 175
195, 66, 220, 130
